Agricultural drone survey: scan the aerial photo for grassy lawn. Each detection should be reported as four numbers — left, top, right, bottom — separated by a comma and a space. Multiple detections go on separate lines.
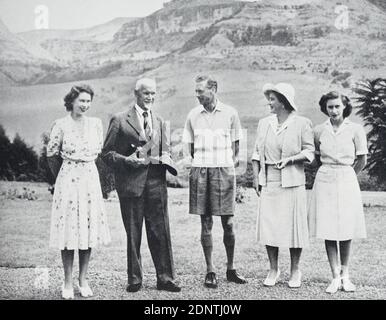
0, 181, 385, 300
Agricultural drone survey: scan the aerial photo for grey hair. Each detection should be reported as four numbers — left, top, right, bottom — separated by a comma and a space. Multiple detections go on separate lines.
195, 75, 218, 92
135, 78, 156, 91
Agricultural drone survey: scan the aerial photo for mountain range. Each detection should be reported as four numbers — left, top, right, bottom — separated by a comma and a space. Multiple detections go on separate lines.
0, 0, 385, 151
0, 0, 384, 85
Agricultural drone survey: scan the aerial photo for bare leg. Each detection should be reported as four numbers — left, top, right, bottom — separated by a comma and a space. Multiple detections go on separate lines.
221, 216, 235, 270
266, 245, 279, 271
325, 240, 340, 278
61, 249, 74, 290
325, 240, 342, 293
201, 215, 214, 273
79, 248, 92, 287
289, 248, 302, 282
339, 240, 352, 277
264, 245, 280, 285
339, 240, 355, 291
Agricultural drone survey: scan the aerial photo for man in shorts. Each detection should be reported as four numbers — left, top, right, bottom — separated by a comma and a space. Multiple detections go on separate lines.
182, 75, 247, 288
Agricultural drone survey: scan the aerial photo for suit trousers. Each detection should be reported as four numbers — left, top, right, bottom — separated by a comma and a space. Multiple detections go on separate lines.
118, 165, 175, 285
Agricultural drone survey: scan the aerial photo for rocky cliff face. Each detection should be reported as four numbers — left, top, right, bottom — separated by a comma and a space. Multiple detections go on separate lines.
1, 0, 386, 86
113, 1, 245, 42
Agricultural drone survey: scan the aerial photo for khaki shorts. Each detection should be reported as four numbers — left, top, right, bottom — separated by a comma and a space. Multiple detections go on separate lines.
189, 167, 236, 216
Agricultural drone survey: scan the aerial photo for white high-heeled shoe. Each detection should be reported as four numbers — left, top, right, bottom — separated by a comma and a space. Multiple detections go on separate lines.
61, 283, 74, 300
341, 276, 356, 292
263, 270, 280, 287
326, 277, 342, 294
288, 271, 302, 288
78, 283, 94, 297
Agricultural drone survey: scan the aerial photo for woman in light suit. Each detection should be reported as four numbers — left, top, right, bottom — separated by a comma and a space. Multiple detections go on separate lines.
252, 83, 314, 288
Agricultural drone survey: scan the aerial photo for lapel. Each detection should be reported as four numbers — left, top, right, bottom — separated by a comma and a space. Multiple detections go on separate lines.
281, 114, 296, 153
126, 105, 147, 141
260, 116, 275, 159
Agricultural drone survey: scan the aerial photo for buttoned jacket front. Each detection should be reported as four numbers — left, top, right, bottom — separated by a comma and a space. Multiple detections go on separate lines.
102, 105, 173, 197
252, 114, 315, 188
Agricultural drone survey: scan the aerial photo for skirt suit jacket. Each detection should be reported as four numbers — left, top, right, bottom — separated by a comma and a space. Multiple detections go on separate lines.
252, 114, 315, 187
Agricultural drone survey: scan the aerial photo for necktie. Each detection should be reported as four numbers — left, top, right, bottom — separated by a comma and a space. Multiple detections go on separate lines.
143, 111, 152, 141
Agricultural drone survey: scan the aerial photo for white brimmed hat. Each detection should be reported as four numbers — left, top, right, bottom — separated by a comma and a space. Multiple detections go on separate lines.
262, 82, 297, 111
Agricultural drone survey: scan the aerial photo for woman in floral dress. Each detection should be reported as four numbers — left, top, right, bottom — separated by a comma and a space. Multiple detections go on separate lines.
47, 84, 111, 299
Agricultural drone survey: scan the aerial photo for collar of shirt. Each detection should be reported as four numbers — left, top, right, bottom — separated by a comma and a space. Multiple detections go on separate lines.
199, 99, 222, 114
268, 112, 296, 135
325, 117, 351, 135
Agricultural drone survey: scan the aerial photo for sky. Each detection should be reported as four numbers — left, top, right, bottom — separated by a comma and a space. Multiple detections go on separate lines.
0, 0, 167, 33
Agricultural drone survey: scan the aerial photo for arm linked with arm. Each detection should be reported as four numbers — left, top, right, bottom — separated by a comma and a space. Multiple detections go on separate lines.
47, 156, 62, 182
101, 116, 128, 170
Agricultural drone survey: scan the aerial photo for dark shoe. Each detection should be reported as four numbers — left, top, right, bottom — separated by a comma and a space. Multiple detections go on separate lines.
226, 269, 247, 284
204, 272, 218, 288
126, 283, 142, 293
157, 281, 181, 292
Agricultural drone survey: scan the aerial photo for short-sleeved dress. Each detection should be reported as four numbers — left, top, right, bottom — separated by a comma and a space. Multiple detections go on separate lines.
47, 115, 111, 250
308, 119, 368, 240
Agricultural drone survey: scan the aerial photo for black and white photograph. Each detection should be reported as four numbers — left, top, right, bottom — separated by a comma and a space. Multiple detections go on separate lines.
0, 0, 385, 305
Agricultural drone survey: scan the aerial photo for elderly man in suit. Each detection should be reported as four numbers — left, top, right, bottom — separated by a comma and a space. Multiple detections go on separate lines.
102, 78, 181, 293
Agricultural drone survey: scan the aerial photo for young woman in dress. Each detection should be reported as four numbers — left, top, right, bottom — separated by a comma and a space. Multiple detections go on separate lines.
252, 83, 314, 288
309, 91, 367, 294
47, 84, 111, 299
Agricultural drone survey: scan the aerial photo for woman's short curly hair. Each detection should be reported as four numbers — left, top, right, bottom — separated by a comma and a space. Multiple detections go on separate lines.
319, 91, 352, 118
63, 84, 94, 111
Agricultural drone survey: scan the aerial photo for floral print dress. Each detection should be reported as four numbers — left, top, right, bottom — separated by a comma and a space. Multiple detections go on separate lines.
47, 115, 111, 250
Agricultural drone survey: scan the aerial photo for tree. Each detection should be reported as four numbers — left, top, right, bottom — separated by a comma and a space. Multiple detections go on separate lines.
0, 124, 14, 180
38, 132, 56, 189
354, 78, 386, 183
11, 134, 40, 181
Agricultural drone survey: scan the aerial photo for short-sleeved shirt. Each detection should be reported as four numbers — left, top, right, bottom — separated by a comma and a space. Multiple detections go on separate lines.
182, 100, 242, 167
47, 115, 103, 162
314, 118, 368, 166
